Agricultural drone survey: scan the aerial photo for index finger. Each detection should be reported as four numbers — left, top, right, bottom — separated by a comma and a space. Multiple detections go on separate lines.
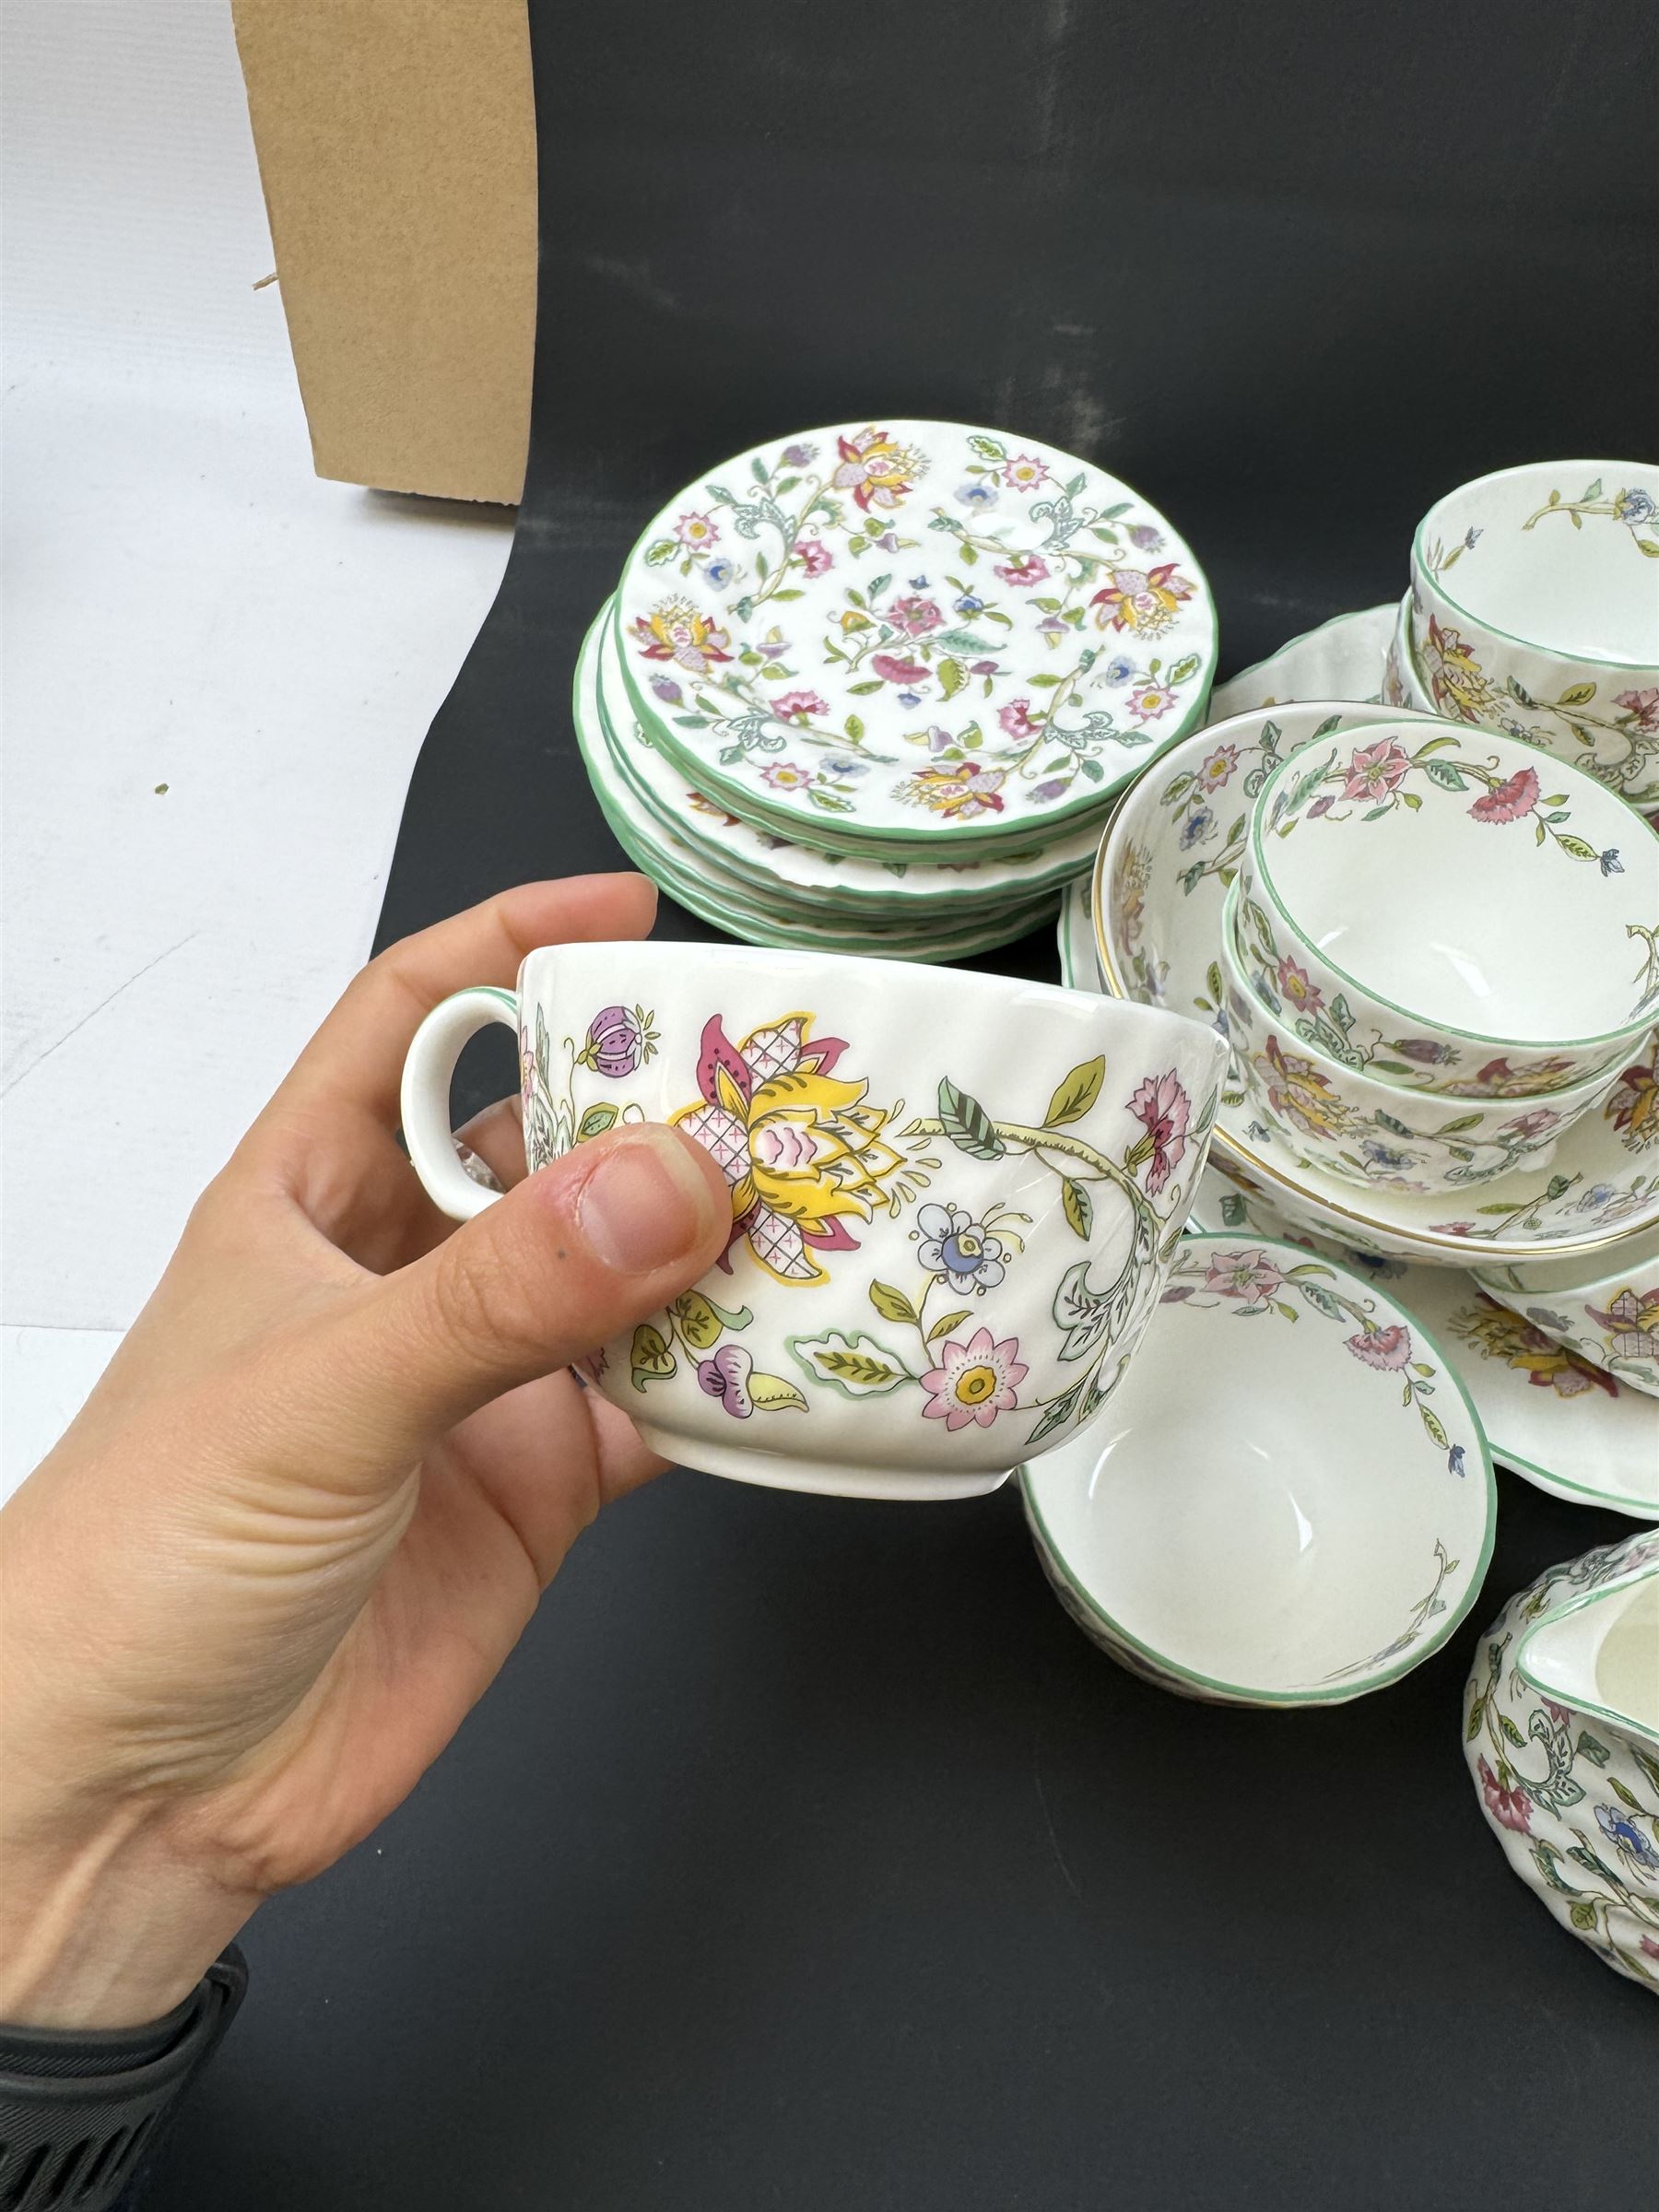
268, 873, 657, 1129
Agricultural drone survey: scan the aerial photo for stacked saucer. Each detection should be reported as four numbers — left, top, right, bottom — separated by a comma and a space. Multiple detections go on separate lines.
572, 419, 1217, 956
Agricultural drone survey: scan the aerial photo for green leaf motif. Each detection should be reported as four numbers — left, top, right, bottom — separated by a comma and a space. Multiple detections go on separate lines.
937, 1076, 1006, 1160
669, 1291, 725, 1352
968, 434, 1007, 461
844, 712, 865, 742
576, 1102, 620, 1142
926, 1309, 972, 1344
869, 1280, 920, 1326
629, 1324, 676, 1390
1425, 759, 1468, 791
1555, 835, 1600, 862
787, 1329, 909, 1402
1169, 653, 1200, 685
1498, 1711, 1525, 1747
748, 1371, 807, 1413
1062, 1178, 1093, 1239
939, 656, 967, 700
1044, 1055, 1105, 1128
1557, 681, 1596, 708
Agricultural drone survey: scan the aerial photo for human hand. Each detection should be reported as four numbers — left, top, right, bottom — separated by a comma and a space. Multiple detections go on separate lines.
0, 877, 729, 2029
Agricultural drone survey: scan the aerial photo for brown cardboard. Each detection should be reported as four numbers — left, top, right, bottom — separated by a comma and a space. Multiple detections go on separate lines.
232, 0, 535, 504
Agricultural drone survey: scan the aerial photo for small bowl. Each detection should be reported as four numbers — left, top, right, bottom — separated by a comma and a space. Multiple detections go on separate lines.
1473, 1220, 1659, 1401
1411, 465, 1659, 806
1218, 884, 1617, 1194
1246, 717, 1659, 1093
1020, 1231, 1495, 1706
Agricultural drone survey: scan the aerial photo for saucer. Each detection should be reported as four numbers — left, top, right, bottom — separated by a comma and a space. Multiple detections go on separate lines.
614, 420, 1217, 850
589, 602, 1099, 914
1206, 604, 1394, 721
575, 615, 1059, 959
1020, 1230, 1495, 1704
1091, 710, 1659, 1264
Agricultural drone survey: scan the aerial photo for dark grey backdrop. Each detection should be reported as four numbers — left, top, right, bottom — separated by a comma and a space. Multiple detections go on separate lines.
155, 3, 1658, 2205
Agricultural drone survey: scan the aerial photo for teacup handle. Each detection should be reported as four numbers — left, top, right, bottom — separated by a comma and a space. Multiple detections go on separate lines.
399, 985, 520, 1220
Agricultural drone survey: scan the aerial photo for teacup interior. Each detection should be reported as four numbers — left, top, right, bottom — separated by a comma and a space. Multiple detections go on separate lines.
1264, 756, 1648, 1039
1031, 1311, 1465, 1696
1426, 465, 1659, 665
1524, 1575, 1659, 1738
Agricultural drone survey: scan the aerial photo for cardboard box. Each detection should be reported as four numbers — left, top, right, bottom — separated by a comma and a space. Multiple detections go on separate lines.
232, 0, 535, 504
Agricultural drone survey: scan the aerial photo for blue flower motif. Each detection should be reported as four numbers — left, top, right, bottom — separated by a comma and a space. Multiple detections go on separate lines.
1595, 1803, 1659, 1873
898, 689, 924, 708
909, 575, 929, 589
1600, 849, 1623, 876
1615, 488, 1656, 525
1360, 1137, 1413, 1171
821, 755, 869, 779
915, 1202, 1007, 1293
1577, 1183, 1618, 1213
1178, 804, 1214, 850
704, 556, 736, 589
955, 479, 999, 510
1463, 526, 1483, 551
954, 592, 985, 615
1102, 654, 1135, 687
1448, 1445, 1466, 1478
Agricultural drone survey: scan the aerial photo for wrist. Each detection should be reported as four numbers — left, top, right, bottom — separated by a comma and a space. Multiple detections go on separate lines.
0, 1797, 255, 2031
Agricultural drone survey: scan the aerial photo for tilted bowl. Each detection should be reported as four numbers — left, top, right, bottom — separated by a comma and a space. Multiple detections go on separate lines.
1410, 460, 1659, 810
1021, 1231, 1495, 1706
1218, 883, 1617, 1194
1245, 718, 1659, 1094
402, 941, 1228, 1500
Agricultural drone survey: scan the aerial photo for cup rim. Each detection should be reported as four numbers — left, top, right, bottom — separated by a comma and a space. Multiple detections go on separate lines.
1411, 457, 1659, 672
1246, 719, 1659, 1055
1018, 1230, 1497, 1705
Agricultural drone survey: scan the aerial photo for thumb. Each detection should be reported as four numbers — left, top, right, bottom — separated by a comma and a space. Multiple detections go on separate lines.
278, 1124, 731, 1483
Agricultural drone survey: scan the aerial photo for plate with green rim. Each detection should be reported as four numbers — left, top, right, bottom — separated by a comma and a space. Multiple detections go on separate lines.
575, 618, 1060, 959
588, 600, 1099, 913
612, 418, 1216, 851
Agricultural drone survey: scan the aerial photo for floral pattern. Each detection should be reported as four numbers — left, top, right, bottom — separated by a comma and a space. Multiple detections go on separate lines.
1448, 1295, 1620, 1402
1159, 1243, 1456, 1458
534, 994, 1223, 1465
1411, 605, 1659, 807
1464, 1532, 1659, 1991
622, 423, 1212, 836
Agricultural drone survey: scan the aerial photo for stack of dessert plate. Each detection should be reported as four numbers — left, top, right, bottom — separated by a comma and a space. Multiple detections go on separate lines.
572, 418, 1217, 958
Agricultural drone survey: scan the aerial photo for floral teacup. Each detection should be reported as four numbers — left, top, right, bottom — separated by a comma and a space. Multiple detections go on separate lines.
1411, 461, 1659, 809
1247, 718, 1659, 1094
401, 942, 1227, 1500
1219, 884, 1617, 1195
1472, 1219, 1659, 1401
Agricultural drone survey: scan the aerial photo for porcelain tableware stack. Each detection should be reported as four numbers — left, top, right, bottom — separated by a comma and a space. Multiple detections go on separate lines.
571, 420, 1218, 958
1223, 719, 1659, 1197
1384, 459, 1659, 815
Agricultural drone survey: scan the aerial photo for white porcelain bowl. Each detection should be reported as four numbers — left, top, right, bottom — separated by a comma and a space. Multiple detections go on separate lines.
1219, 884, 1617, 1194
402, 941, 1228, 1500
1021, 1230, 1495, 1705
1411, 465, 1659, 809
1473, 1220, 1659, 1401
1246, 718, 1659, 1092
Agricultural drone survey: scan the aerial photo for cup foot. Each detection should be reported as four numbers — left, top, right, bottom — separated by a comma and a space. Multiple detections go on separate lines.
631, 1418, 1012, 1502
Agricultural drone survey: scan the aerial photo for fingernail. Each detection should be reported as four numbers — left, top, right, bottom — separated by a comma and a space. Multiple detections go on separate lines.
578, 1129, 719, 1274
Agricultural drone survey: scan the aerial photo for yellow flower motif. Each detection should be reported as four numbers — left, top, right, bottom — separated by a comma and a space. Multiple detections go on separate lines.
631, 598, 733, 676
1418, 614, 1505, 725
1255, 1034, 1348, 1141
671, 1015, 910, 1285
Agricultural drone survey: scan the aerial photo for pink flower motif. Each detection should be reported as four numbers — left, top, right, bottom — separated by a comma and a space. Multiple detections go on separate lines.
773, 689, 830, 724
1127, 1069, 1192, 1194
675, 510, 719, 547
919, 1327, 1028, 1430
887, 593, 945, 637
1504, 1106, 1560, 1141
1002, 454, 1051, 491
1198, 744, 1239, 792
1477, 1756, 1533, 1834
994, 553, 1051, 587
794, 538, 833, 577
1276, 957, 1324, 1017
697, 1343, 754, 1418
1642, 1936, 1659, 1961
871, 651, 931, 685
997, 698, 1041, 739
1470, 765, 1540, 824
1203, 1247, 1285, 1303
1340, 739, 1413, 801
1615, 688, 1659, 733
1127, 679, 1177, 724
1347, 1324, 1413, 1370
760, 760, 814, 791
